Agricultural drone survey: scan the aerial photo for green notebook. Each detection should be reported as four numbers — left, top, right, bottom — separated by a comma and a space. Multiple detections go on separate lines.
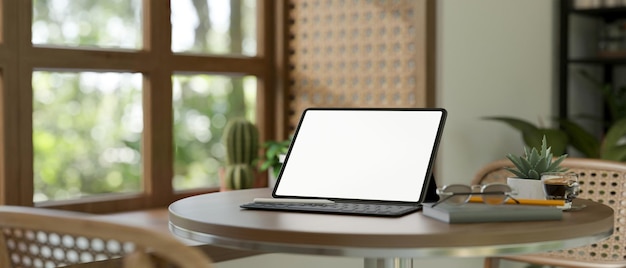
422, 203, 563, 223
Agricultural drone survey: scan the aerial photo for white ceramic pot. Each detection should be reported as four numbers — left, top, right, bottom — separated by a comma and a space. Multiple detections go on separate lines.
268, 167, 278, 189
506, 177, 546, 200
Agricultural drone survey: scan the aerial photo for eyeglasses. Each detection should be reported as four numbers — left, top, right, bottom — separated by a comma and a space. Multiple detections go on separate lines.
431, 183, 520, 208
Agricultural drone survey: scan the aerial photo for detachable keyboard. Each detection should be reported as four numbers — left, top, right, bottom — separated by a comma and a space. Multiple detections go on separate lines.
240, 202, 421, 217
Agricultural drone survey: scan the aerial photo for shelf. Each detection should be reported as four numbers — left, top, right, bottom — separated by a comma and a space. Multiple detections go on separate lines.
570, 50, 626, 64
560, 1, 626, 125
571, 7, 626, 20
569, 56, 626, 65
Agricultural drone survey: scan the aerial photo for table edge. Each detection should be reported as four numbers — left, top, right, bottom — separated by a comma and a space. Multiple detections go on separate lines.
168, 221, 614, 258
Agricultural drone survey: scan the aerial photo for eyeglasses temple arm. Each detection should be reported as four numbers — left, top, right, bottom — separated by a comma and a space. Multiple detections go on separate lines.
508, 195, 521, 204
430, 194, 455, 208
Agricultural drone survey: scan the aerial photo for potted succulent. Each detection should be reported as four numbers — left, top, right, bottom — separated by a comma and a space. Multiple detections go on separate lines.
259, 137, 292, 189
505, 135, 568, 199
221, 118, 259, 191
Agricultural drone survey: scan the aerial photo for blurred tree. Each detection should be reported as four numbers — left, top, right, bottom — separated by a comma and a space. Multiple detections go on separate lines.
31, 0, 256, 200
229, 0, 246, 117
191, 0, 211, 52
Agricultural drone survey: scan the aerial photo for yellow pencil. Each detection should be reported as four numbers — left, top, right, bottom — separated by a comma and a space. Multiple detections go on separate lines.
468, 196, 565, 206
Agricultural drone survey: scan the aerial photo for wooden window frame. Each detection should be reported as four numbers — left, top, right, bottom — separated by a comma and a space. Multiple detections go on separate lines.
0, 0, 279, 213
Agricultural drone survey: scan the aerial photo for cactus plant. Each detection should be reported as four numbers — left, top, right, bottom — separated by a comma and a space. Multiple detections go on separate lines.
222, 118, 259, 190
505, 135, 568, 180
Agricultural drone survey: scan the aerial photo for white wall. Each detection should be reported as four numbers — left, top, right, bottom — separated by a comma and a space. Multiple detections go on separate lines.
217, 1, 557, 267
437, 0, 557, 187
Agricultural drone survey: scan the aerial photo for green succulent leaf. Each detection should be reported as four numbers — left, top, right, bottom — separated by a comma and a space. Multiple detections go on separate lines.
505, 167, 527, 178
505, 136, 567, 180
527, 170, 540, 180
505, 154, 524, 172
547, 154, 569, 172
519, 156, 534, 175
527, 148, 541, 169
533, 156, 549, 173
523, 146, 531, 158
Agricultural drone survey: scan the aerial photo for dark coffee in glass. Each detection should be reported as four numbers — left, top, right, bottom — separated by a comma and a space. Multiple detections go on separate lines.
543, 178, 578, 201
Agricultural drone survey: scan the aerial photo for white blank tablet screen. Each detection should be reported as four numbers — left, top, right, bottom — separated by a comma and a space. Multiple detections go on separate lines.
273, 109, 446, 203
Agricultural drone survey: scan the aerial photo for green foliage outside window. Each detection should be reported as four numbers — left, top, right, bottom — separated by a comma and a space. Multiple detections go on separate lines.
172, 75, 257, 190
33, 72, 143, 201
31, 0, 258, 201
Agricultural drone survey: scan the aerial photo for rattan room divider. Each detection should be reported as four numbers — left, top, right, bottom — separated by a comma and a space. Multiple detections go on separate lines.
281, 0, 436, 131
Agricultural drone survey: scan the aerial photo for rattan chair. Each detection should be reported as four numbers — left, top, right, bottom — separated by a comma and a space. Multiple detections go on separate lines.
472, 158, 626, 268
0, 206, 213, 268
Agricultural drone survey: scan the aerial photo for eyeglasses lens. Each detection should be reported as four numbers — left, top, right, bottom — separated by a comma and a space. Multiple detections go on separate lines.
481, 184, 511, 205
441, 184, 472, 205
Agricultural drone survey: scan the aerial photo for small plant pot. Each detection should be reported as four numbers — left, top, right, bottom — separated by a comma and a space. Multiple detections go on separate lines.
267, 154, 286, 190
507, 177, 546, 200
219, 166, 257, 191
268, 167, 278, 190
218, 167, 229, 191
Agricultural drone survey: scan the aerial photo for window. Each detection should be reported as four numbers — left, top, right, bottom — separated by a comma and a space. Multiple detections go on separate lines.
0, 0, 275, 212
32, 71, 143, 202
171, 0, 257, 55
172, 74, 257, 191
32, 0, 143, 49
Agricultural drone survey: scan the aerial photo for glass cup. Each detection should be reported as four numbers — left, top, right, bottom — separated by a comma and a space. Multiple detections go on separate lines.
541, 172, 580, 208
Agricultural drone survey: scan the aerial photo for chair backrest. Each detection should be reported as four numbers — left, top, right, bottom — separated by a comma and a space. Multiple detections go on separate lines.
472, 157, 626, 263
0, 206, 213, 268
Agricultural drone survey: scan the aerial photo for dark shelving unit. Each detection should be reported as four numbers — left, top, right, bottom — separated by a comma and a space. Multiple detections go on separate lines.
568, 57, 626, 64
571, 6, 626, 20
559, 0, 626, 126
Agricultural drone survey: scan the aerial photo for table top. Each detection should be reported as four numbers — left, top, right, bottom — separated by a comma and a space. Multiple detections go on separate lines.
168, 188, 614, 258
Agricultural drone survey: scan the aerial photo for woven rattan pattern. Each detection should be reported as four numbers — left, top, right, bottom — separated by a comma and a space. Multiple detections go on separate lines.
472, 158, 626, 264
3, 227, 131, 267
0, 206, 213, 268
286, 0, 433, 129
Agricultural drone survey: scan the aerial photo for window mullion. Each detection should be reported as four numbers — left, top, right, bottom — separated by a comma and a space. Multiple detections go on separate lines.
142, 0, 175, 206
23, 48, 154, 72
0, 1, 17, 205
9, 0, 34, 206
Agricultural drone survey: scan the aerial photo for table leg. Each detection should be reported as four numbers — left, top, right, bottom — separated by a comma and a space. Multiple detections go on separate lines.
364, 258, 412, 268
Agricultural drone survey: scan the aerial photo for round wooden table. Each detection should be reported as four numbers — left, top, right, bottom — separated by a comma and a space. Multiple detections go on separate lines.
169, 188, 613, 268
